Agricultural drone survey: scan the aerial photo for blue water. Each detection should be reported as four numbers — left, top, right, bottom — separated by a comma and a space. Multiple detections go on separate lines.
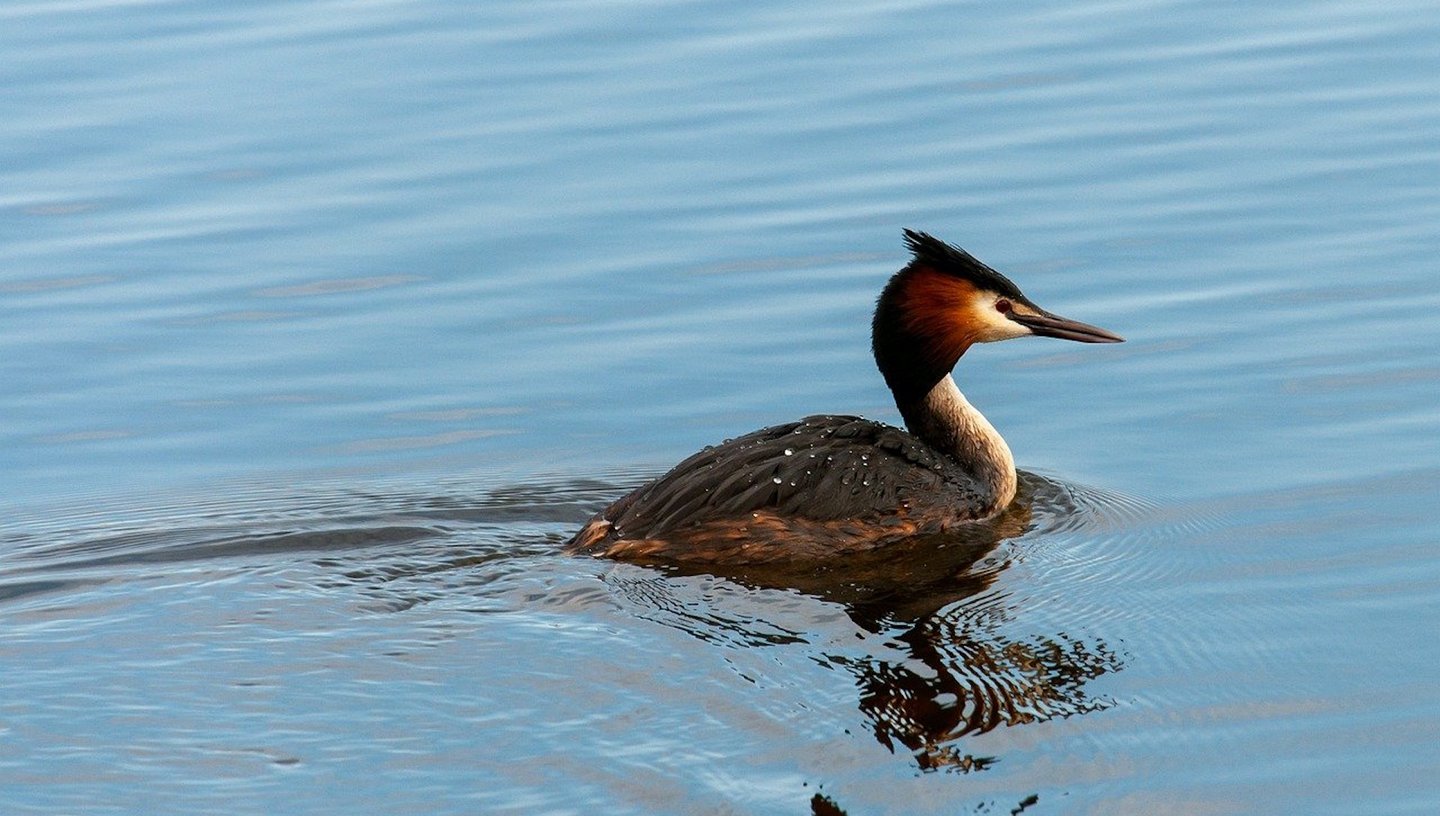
4, 1, 1440, 813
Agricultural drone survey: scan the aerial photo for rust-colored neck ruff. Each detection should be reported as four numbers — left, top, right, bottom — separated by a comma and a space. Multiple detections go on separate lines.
896, 267, 984, 372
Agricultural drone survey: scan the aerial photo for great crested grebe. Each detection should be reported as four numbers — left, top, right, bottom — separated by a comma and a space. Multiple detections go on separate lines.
568, 230, 1123, 563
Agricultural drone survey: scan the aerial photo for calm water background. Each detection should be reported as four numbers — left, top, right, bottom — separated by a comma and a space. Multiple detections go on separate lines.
3, 1, 1439, 813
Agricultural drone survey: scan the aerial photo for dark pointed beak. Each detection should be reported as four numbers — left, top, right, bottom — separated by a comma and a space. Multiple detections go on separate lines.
1011, 309, 1125, 343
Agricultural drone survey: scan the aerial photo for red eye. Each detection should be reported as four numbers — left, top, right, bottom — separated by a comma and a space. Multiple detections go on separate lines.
995, 299, 1012, 314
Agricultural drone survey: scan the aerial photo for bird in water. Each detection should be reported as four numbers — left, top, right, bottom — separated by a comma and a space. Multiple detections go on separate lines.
568, 230, 1123, 563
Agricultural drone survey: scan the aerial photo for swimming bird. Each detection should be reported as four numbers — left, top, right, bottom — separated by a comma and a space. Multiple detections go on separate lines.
568, 230, 1123, 563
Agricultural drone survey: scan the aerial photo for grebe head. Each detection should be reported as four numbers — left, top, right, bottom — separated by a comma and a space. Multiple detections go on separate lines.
873, 230, 1123, 402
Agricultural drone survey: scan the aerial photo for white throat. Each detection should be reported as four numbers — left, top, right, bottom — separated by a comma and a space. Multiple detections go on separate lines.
913, 374, 1017, 514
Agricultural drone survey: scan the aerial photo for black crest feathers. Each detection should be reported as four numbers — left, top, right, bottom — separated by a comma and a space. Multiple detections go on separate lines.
901, 229, 1025, 300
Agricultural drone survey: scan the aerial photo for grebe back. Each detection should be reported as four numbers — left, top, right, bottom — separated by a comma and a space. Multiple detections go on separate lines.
568, 230, 1123, 563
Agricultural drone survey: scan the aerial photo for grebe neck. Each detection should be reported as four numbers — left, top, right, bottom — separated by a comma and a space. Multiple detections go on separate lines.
898, 374, 1017, 514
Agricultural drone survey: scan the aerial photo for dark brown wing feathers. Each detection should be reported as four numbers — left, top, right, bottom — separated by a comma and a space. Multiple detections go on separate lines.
567, 415, 989, 561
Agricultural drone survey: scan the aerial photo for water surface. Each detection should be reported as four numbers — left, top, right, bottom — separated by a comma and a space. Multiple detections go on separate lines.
4, 1, 1440, 813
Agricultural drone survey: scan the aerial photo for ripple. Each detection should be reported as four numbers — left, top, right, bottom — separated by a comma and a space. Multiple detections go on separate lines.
251, 275, 424, 298
1015, 471, 1222, 599
604, 570, 830, 643
0, 474, 639, 613
0, 273, 115, 293
327, 429, 516, 454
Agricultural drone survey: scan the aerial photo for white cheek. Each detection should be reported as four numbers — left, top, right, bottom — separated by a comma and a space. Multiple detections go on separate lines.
976, 318, 1031, 342
971, 299, 1032, 342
